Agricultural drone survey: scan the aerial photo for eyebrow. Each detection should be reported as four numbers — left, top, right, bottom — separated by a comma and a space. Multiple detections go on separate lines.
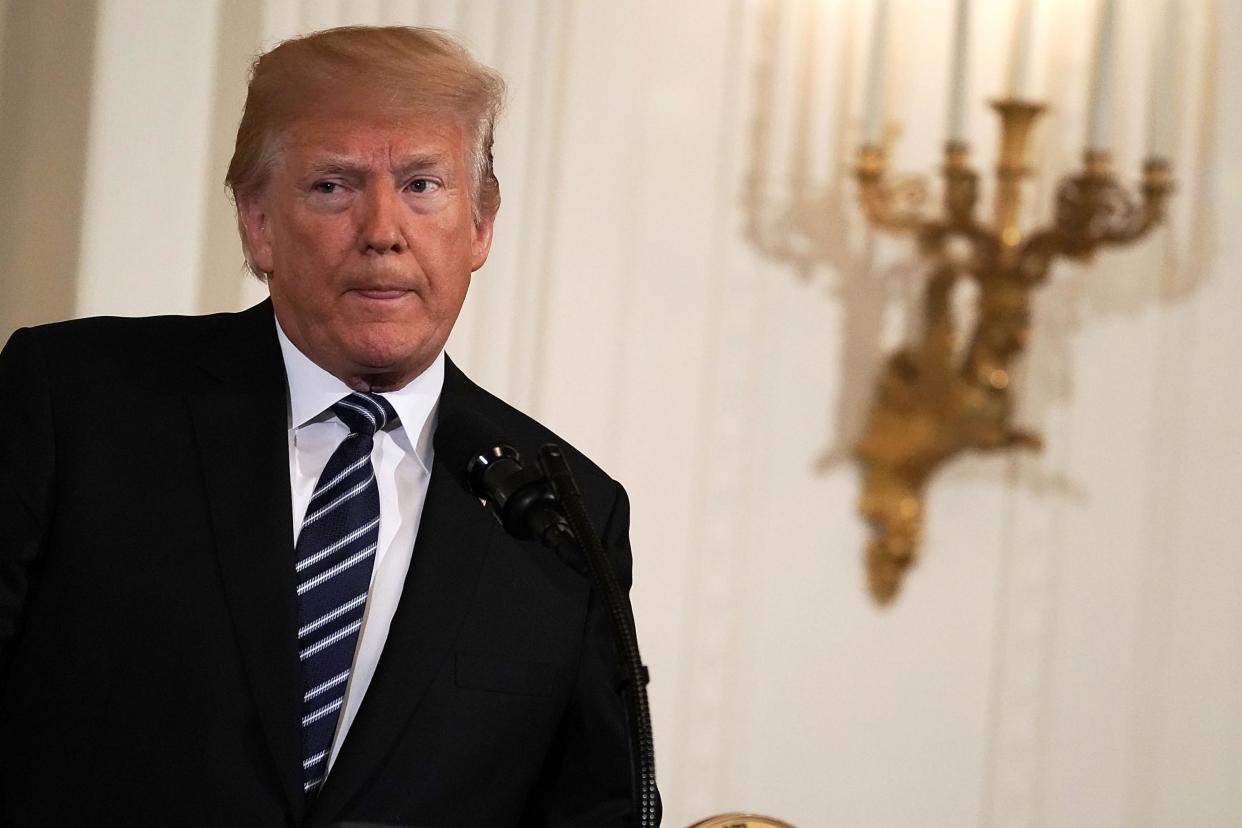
395, 153, 453, 175
305, 153, 454, 179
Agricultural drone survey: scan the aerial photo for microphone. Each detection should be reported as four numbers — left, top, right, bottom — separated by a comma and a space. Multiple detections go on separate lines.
433, 410, 572, 547
434, 410, 657, 825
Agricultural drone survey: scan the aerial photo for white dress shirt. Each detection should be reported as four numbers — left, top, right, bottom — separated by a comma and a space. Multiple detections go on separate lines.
275, 320, 442, 776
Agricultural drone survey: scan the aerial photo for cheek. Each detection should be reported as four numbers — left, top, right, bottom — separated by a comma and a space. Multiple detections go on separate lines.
273, 227, 354, 286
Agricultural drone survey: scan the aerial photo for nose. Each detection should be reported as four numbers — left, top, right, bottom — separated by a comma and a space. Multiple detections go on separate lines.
358, 183, 406, 255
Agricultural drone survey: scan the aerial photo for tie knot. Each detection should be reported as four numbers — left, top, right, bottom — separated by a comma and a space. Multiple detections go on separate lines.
331, 392, 398, 437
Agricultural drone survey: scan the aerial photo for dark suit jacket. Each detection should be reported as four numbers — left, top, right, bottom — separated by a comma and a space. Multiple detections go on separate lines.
0, 301, 644, 826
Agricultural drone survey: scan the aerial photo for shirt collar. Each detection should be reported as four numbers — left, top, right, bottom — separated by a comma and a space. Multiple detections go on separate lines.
274, 317, 443, 475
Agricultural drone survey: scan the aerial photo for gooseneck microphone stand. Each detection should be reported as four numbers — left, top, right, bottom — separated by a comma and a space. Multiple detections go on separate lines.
455, 432, 658, 827
538, 446, 658, 828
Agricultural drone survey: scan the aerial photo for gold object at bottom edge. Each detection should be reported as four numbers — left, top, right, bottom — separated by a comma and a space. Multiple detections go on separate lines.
688, 813, 798, 828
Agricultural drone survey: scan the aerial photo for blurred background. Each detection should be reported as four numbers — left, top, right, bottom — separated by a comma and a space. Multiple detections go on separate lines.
2, 0, 1239, 825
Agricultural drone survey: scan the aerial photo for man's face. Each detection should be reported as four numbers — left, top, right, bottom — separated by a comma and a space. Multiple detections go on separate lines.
240, 112, 494, 391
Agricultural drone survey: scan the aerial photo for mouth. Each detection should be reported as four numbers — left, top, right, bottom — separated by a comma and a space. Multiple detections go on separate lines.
348, 287, 413, 301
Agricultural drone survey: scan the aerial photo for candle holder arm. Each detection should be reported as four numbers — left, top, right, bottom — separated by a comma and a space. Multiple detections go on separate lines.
856, 145, 929, 235
1043, 157, 1174, 260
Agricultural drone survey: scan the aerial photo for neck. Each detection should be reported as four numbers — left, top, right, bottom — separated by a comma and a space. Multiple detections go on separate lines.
340, 370, 418, 393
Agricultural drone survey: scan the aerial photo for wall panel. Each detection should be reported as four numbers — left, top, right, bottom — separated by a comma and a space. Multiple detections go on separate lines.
75, 0, 219, 319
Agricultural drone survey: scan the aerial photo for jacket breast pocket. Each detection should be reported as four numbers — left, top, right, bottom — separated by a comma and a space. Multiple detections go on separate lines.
454, 652, 555, 698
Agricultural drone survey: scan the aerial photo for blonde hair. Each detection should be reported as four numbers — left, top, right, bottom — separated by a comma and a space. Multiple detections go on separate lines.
226, 26, 505, 271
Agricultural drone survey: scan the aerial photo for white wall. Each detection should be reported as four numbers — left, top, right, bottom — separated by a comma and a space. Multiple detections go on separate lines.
4, 1, 1239, 825
75, 0, 220, 317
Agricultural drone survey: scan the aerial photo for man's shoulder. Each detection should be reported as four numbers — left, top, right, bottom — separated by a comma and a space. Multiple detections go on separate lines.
14, 305, 257, 353
4, 303, 273, 383
441, 358, 618, 496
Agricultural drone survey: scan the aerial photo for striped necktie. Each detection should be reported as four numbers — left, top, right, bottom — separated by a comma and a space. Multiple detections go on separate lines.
295, 391, 397, 797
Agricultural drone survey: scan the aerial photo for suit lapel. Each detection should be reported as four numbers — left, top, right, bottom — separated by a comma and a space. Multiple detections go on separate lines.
309, 359, 500, 823
186, 301, 305, 822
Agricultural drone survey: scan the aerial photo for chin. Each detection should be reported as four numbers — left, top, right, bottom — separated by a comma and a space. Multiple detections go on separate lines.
339, 318, 442, 371
343, 340, 422, 376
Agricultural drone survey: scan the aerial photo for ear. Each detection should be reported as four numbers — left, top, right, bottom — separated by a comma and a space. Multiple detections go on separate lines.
237, 195, 276, 275
469, 212, 496, 272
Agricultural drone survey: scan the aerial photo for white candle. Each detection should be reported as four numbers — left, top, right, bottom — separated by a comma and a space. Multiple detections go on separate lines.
863, 0, 890, 144
1007, 0, 1035, 98
1145, 0, 1180, 157
1086, 0, 1117, 150
946, 0, 971, 142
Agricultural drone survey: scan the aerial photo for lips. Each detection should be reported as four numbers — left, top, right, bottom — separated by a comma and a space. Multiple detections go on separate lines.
348, 287, 413, 301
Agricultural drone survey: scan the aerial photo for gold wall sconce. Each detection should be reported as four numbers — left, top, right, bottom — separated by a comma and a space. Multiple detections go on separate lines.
853, 0, 1177, 603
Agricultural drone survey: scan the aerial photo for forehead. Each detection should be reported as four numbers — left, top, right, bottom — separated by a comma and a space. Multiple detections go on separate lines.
277, 111, 469, 169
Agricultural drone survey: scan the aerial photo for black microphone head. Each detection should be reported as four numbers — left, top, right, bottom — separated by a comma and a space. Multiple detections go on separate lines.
433, 409, 521, 498
434, 409, 571, 545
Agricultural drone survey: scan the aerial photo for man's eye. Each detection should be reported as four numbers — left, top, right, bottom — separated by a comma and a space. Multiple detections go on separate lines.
311, 181, 340, 194
407, 178, 440, 194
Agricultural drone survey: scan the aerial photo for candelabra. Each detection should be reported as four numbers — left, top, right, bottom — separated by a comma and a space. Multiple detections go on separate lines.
853, 100, 1174, 604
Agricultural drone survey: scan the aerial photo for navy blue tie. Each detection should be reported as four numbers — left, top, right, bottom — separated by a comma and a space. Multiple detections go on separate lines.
295, 391, 397, 797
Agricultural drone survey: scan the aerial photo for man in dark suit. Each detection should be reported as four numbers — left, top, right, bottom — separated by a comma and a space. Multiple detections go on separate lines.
0, 26, 647, 826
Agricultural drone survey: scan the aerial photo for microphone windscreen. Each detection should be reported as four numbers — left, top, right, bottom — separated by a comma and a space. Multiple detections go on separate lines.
433, 408, 509, 492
